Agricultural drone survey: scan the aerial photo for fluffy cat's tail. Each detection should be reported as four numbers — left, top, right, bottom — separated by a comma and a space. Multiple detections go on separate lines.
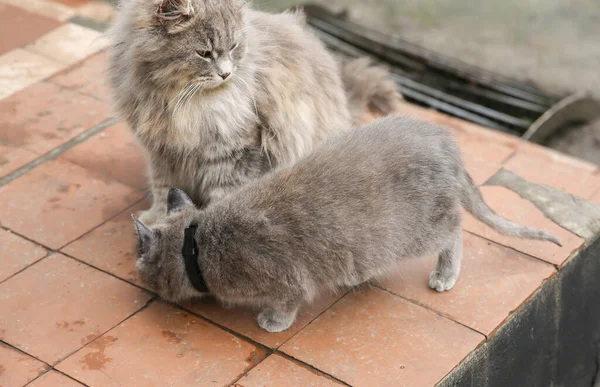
339, 57, 404, 125
459, 172, 562, 246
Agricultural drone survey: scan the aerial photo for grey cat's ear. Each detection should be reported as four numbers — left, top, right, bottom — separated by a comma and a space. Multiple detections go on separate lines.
132, 215, 155, 254
156, 0, 194, 23
167, 188, 194, 214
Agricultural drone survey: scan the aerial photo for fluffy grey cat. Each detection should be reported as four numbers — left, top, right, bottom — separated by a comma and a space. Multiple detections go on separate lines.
132, 115, 561, 333
109, 0, 402, 225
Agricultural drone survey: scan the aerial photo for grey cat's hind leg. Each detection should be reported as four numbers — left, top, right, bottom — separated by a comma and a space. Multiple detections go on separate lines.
429, 229, 463, 292
257, 302, 299, 333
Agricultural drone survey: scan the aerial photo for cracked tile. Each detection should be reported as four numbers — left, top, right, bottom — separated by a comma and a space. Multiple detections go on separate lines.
462, 186, 584, 265
503, 151, 600, 199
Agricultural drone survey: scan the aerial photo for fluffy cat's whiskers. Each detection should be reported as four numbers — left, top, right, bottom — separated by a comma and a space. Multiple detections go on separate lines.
165, 81, 195, 113
173, 82, 200, 119
232, 73, 258, 117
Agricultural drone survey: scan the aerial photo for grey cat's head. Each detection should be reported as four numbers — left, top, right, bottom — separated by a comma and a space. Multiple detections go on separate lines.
118, 0, 248, 91
133, 188, 203, 302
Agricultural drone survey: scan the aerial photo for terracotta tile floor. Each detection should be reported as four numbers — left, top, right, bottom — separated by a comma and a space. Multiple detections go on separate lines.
1, 1, 598, 386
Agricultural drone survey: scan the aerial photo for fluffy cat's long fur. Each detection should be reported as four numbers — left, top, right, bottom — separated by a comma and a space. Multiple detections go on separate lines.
133, 116, 561, 333
109, 0, 402, 224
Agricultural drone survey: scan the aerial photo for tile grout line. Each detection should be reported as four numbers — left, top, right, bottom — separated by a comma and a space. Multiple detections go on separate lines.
0, 112, 555, 385
61, 251, 152, 293
499, 149, 517, 165
0, 226, 54, 251
462, 229, 572, 269
273, 351, 353, 386
0, 339, 53, 370
3, 226, 559, 387
22, 45, 65, 68
1, 258, 154, 385
180, 297, 352, 386
0, 339, 91, 386
0, 117, 118, 187
22, 20, 106, 68
227, 292, 352, 384
485, 276, 558, 340
434, 339, 487, 387
3, 241, 498, 386
589, 186, 600, 201
55, 198, 155, 289
435, 269, 569, 386
374, 285, 489, 340
0, 199, 152, 294
53, 297, 157, 370
176, 304, 274, 354
227, 352, 274, 386
24, 368, 91, 387
0, 338, 85, 386
44, 292, 351, 387
48, 369, 91, 387
275, 291, 349, 351
167, 304, 280, 385
2, 23, 105, 101
56, 196, 149, 251
0, 250, 156, 380
47, 78, 108, 102
58, 152, 149, 194
0, 248, 51, 287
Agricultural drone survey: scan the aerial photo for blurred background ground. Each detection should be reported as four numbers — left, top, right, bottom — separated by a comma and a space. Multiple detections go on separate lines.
256, 0, 600, 164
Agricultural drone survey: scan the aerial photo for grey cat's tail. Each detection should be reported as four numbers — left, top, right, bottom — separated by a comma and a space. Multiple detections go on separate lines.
339, 57, 404, 125
460, 172, 562, 246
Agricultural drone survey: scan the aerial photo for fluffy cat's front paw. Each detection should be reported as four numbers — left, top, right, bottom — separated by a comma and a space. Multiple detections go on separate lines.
138, 208, 165, 227
428, 271, 458, 292
257, 308, 295, 333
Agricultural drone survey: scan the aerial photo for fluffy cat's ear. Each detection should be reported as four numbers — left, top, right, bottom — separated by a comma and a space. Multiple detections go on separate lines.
167, 188, 194, 214
156, 0, 194, 24
132, 215, 155, 254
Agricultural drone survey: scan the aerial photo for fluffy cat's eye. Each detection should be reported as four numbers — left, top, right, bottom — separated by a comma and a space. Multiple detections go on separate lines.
196, 50, 211, 59
230, 42, 239, 51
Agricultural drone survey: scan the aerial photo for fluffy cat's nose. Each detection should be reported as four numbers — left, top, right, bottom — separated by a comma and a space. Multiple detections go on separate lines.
219, 72, 231, 80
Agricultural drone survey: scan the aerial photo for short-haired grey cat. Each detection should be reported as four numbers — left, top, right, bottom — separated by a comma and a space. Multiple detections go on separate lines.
133, 116, 561, 333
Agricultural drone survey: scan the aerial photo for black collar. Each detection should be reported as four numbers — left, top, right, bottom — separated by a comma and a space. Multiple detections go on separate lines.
182, 224, 209, 293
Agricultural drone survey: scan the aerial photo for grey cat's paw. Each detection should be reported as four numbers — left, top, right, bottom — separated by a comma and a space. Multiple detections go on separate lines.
428, 271, 458, 292
257, 308, 295, 333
